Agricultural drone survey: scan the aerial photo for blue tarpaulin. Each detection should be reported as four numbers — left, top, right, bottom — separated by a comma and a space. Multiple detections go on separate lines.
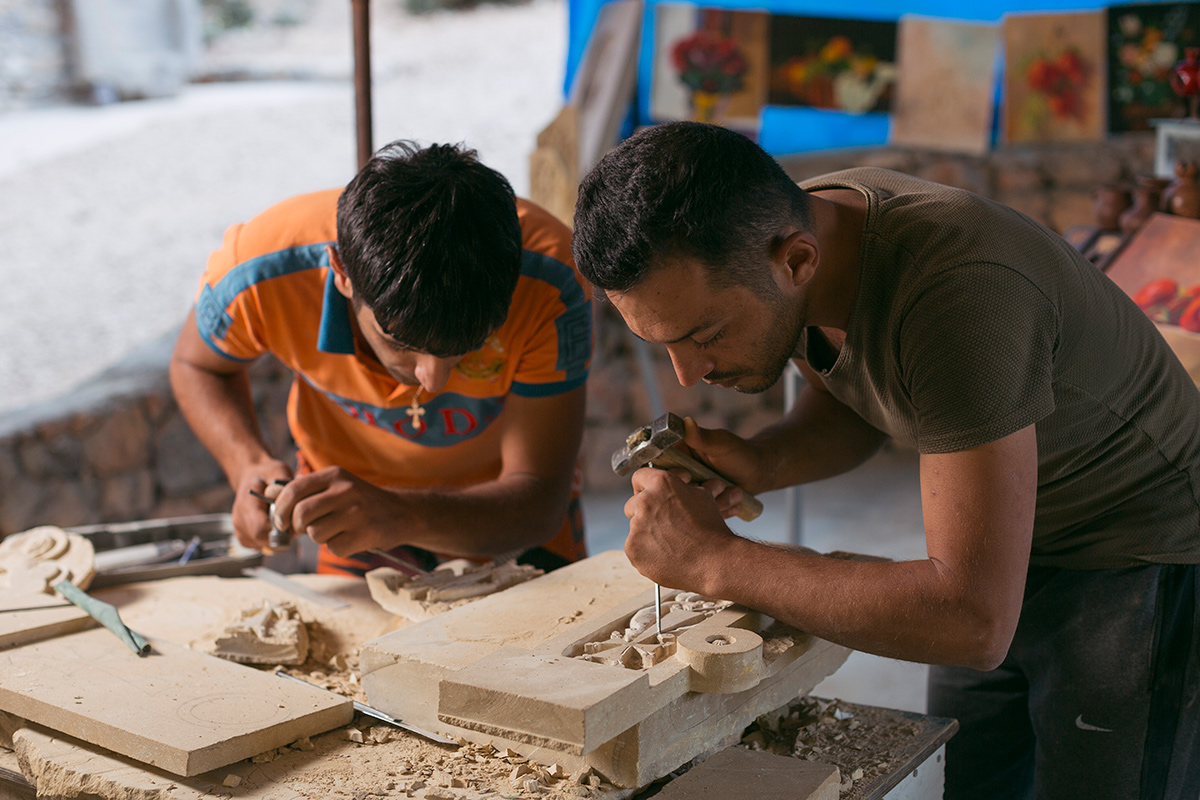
564, 0, 1112, 154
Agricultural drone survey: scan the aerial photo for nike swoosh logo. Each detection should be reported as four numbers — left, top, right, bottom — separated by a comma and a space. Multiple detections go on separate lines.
1075, 715, 1114, 732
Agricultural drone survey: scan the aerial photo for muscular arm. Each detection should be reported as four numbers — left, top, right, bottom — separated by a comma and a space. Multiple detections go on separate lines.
275, 385, 586, 560
627, 424, 1037, 669
169, 310, 292, 545
685, 360, 887, 498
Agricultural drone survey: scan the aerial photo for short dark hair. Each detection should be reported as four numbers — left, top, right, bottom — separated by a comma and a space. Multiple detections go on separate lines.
336, 140, 521, 357
572, 122, 812, 293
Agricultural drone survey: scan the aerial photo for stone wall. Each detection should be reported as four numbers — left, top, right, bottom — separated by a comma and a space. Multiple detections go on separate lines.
0, 0, 69, 111
0, 135, 1162, 534
0, 330, 296, 535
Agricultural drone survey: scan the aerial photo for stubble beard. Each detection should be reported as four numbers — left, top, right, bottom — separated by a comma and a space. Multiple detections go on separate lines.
727, 291, 807, 394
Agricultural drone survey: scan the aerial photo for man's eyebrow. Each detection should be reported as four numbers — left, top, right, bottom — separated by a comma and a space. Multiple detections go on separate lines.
629, 322, 713, 345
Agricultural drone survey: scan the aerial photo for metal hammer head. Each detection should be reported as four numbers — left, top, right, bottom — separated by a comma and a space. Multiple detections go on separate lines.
612, 412, 687, 476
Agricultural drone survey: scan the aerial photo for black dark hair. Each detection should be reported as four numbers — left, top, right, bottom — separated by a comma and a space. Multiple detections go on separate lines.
572, 122, 812, 294
336, 140, 521, 357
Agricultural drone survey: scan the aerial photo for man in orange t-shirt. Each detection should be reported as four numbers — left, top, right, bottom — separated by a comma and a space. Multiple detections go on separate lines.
169, 141, 591, 575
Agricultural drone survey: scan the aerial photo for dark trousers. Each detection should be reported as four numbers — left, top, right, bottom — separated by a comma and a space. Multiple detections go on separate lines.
929, 563, 1199, 800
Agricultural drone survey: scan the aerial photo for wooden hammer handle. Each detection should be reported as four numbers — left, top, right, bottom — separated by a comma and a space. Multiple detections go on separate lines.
652, 448, 764, 522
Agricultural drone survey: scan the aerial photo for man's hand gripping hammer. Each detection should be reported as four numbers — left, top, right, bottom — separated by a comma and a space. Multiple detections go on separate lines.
611, 412, 764, 522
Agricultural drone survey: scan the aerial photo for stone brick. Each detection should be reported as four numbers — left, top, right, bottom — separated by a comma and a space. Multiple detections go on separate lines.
144, 390, 174, 425
5, 478, 102, 530
0, 476, 47, 535
1045, 146, 1123, 188
18, 432, 83, 480
991, 150, 1045, 194
995, 191, 1051, 228
151, 485, 234, 520
154, 411, 225, 496
914, 157, 990, 196
100, 470, 156, 522
82, 403, 152, 478
1048, 189, 1096, 234
0, 438, 19, 487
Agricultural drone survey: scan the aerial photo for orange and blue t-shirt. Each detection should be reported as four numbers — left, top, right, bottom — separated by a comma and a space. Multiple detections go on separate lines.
193, 189, 592, 566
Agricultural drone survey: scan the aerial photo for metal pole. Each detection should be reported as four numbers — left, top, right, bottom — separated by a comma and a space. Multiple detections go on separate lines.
351, 0, 373, 170
783, 362, 804, 546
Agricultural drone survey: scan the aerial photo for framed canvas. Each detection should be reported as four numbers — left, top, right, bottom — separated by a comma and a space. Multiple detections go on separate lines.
891, 17, 999, 155
1105, 212, 1200, 384
649, 3, 770, 133
1003, 10, 1107, 144
766, 15, 898, 113
1108, 2, 1200, 133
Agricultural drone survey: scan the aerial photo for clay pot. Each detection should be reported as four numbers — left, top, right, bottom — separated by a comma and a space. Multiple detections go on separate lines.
1120, 176, 1170, 235
1094, 184, 1132, 231
1163, 160, 1200, 219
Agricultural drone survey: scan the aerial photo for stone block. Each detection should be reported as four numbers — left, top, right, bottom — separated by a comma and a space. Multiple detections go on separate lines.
18, 433, 83, 480
100, 470, 156, 521
82, 404, 151, 478
1046, 146, 1123, 188
914, 158, 990, 197
0, 438, 19, 487
1048, 189, 1096, 234
154, 411, 224, 496
0, 477, 47, 536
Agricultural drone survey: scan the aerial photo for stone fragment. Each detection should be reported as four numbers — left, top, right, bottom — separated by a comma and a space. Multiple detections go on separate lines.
211, 600, 308, 666
346, 728, 364, 743
223, 774, 241, 787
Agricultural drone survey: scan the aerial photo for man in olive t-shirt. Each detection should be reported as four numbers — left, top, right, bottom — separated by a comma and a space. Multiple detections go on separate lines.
571, 122, 1199, 799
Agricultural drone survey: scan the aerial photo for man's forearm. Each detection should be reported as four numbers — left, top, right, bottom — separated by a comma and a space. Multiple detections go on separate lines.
702, 537, 1010, 670
168, 358, 273, 486
749, 384, 887, 491
376, 472, 572, 559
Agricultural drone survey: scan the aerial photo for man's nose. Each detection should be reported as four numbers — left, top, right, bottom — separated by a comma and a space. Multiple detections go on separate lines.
666, 346, 712, 387
414, 356, 457, 394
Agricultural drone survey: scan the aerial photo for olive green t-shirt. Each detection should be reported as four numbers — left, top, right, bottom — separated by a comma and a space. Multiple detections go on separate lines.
798, 168, 1200, 569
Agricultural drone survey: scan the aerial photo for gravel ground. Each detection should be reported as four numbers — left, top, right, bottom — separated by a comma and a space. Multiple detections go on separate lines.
0, 0, 566, 414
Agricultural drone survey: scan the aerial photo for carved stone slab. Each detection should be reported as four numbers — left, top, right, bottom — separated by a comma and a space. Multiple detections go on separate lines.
361, 551, 851, 788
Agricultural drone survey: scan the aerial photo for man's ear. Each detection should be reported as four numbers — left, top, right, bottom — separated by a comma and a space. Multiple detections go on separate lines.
326, 245, 354, 300
773, 230, 819, 289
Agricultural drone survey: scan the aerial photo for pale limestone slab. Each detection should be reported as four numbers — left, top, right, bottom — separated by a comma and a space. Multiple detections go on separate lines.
361, 550, 851, 788
0, 627, 352, 776
0, 592, 94, 651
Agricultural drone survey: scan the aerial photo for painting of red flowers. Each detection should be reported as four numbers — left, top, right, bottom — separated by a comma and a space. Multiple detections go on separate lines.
651, 4, 769, 133
1003, 11, 1106, 143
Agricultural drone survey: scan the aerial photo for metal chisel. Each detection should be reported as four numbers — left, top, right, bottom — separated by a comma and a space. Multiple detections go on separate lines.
274, 670, 455, 745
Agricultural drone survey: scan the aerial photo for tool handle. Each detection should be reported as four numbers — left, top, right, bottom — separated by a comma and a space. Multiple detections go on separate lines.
653, 448, 764, 522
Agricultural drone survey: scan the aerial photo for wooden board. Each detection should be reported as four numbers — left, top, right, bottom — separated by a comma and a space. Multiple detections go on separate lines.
0, 592, 94, 651
0, 627, 352, 776
651, 747, 839, 800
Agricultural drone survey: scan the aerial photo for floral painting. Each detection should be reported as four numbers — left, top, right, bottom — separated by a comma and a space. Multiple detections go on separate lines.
1003, 11, 1107, 144
1108, 2, 1200, 132
650, 4, 769, 133
766, 15, 898, 113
